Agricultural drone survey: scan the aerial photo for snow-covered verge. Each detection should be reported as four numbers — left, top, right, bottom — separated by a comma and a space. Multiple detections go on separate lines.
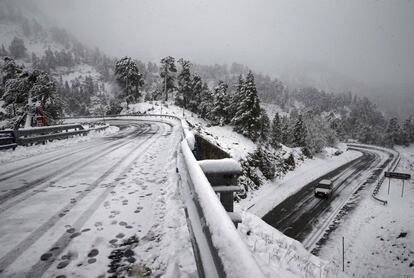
237, 150, 362, 217
239, 212, 347, 278
0, 126, 119, 164
126, 101, 257, 160
318, 144, 414, 277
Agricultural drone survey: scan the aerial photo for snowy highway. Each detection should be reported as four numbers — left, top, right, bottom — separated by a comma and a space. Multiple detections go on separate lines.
263, 146, 395, 252
0, 119, 194, 278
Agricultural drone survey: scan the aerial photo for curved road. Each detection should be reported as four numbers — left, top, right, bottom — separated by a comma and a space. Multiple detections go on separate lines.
263, 147, 394, 251
0, 119, 190, 278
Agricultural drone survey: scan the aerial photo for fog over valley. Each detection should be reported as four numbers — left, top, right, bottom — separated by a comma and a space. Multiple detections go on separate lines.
13, 1, 414, 83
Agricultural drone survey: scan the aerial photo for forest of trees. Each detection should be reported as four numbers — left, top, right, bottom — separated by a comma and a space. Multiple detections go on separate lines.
1, 6, 413, 153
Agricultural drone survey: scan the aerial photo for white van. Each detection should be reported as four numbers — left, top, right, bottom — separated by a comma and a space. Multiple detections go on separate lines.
314, 179, 333, 198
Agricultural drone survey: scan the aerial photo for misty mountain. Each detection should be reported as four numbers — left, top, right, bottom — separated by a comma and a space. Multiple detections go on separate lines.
269, 59, 414, 119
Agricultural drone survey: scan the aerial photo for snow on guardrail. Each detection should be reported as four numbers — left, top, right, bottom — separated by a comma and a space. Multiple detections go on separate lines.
347, 143, 400, 205
63, 113, 266, 277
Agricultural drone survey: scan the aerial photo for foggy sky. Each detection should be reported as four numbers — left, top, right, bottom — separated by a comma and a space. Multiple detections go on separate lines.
22, 0, 414, 86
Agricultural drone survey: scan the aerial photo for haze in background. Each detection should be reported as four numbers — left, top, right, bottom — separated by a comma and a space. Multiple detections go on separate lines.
8, 0, 414, 113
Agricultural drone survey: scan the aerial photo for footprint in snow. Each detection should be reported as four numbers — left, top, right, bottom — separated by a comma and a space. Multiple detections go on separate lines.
88, 249, 99, 257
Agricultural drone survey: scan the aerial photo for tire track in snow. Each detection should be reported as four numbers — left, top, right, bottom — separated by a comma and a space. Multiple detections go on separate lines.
0, 125, 151, 212
0, 123, 147, 182
0, 123, 164, 275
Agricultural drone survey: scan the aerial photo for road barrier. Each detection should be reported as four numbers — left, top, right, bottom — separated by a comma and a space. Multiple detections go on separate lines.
61, 113, 265, 277
0, 130, 17, 150
1, 123, 109, 148
347, 143, 400, 205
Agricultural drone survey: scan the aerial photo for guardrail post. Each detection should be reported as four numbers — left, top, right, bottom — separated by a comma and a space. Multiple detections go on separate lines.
198, 159, 242, 227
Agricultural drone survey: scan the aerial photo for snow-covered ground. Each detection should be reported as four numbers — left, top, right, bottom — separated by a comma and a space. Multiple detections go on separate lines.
318, 144, 414, 277
0, 120, 196, 277
237, 149, 362, 217
128, 101, 257, 160
239, 212, 347, 278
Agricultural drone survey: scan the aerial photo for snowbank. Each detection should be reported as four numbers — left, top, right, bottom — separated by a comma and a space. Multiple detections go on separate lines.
239, 212, 347, 278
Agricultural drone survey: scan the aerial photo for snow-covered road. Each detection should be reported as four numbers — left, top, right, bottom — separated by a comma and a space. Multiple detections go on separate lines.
0, 120, 195, 278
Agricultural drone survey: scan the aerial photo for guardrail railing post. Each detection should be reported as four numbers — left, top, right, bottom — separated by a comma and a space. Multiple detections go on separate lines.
198, 159, 242, 227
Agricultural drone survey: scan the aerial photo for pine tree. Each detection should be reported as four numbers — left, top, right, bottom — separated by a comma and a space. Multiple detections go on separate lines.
270, 112, 282, 148
188, 74, 203, 113
385, 117, 402, 146
293, 114, 307, 147
1, 60, 61, 127
281, 116, 290, 145
198, 82, 213, 120
210, 81, 230, 125
285, 153, 295, 170
176, 58, 192, 108
115, 57, 144, 105
159, 56, 177, 101
259, 109, 270, 142
1, 57, 23, 85
231, 71, 262, 141
228, 74, 244, 120
8, 37, 27, 59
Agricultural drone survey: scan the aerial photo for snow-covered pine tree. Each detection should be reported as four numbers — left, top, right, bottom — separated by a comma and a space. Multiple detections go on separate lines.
270, 112, 282, 148
228, 74, 244, 120
198, 82, 214, 120
1, 59, 61, 128
176, 58, 192, 109
385, 117, 402, 146
115, 56, 144, 106
259, 108, 270, 142
188, 74, 203, 113
293, 114, 307, 147
210, 81, 230, 126
1, 57, 23, 85
231, 71, 262, 141
159, 56, 177, 101
281, 116, 290, 145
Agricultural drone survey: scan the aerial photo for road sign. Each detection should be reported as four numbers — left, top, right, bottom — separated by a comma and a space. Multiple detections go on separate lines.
384, 172, 411, 180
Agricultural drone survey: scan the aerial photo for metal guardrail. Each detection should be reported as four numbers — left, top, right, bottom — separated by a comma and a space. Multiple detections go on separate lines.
61, 113, 265, 277
179, 120, 265, 278
2, 123, 110, 148
0, 130, 17, 150
15, 124, 88, 146
348, 143, 400, 205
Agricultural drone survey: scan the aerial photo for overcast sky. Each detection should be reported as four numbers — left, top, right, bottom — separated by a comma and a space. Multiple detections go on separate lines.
25, 0, 414, 86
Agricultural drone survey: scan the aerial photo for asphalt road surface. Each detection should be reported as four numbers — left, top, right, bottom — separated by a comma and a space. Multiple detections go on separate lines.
263, 147, 393, 250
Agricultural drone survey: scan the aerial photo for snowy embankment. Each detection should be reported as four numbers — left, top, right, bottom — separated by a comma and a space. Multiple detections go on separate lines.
0, 125, 119, 164
237, 149, 362, 217
318, 144, 414, 277
239, 212, 347, 278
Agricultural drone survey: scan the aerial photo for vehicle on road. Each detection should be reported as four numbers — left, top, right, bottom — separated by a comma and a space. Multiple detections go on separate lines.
314, 179, 333, 198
